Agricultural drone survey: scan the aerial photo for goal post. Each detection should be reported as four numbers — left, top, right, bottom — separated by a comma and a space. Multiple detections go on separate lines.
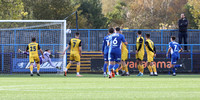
0, 20, 67, 74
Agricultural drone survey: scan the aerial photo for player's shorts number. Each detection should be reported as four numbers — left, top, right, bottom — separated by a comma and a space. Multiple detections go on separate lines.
30, 46, 36, 51
113, 38, 118, 45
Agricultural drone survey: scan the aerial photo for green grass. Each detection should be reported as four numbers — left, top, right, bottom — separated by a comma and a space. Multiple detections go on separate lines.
0, 74, 200, 100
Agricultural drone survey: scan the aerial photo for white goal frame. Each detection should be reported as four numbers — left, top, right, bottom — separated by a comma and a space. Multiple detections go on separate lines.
0, 20, 67, 71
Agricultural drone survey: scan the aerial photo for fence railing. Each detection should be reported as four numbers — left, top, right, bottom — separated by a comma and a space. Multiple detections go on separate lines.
69, 29, 200, 51
1, 29, 200, 73
1, 29, 200, 51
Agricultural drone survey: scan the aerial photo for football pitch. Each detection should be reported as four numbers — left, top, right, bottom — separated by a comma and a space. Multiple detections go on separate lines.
0, 74, 200, 100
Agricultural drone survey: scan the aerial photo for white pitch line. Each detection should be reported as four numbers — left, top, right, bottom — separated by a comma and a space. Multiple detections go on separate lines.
0, 85, 41, 88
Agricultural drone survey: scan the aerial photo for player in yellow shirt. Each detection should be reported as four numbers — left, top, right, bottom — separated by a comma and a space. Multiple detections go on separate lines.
136, 31, 145, 76
26, 37, 44, 76
63, 32, 82, 77
115, 31, 129, 76
145, 34, 158, 76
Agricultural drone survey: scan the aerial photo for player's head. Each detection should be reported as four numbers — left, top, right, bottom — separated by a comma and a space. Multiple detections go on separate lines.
45, 49, 51, 53
109, 28, 114, 34
75, 32, 80, 38
115, 27, 120, 33
137, 30, 142, 35
145, 33, 150, 39
32, 37, 36, 42
171, 36, 176, 41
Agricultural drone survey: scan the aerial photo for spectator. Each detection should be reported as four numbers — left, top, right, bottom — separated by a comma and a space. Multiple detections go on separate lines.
178, 13, 188, 51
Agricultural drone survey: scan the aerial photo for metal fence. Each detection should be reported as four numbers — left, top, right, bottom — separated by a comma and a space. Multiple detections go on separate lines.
68, 29, 200, 51
1, 29, 200, 73
1, 29, 200, 52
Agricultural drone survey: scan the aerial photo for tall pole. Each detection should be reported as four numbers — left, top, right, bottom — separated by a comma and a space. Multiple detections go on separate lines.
76, 11, 78, 32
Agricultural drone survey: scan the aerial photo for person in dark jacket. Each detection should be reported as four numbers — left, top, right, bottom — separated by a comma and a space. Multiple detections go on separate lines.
178, 13, 188, 51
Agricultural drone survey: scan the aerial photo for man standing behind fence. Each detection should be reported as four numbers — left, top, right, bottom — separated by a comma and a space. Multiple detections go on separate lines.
178, 13, 188, 51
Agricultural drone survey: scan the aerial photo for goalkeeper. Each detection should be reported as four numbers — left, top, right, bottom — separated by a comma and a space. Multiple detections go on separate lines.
18, 49, 61, 69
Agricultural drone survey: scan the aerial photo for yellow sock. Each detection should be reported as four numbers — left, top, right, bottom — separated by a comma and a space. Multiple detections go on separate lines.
125, 65, 128, 73
148, 65, 153, 73
76, 64, 80, 73
122, 64, 125, 71
140, 64, 144, 73
30, 65, 33, 73
152, 65, 157, 73
106, 66, 108, 73
37, 64, 40, 73
66, 63, 71, 69
138, 64, 141, 72
116, 68, 119, 73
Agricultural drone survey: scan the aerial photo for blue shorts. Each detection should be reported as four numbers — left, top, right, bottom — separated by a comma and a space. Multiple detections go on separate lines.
171, 54, 178, 65
104, 53, 108, 61
108, 51, 121, 62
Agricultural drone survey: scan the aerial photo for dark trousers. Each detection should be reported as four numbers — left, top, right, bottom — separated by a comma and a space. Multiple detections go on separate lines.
178, 32, 187, 50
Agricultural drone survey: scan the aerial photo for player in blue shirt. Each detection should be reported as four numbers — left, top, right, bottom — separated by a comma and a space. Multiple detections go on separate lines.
108, 27, 128, 78
166, 36, 183, 76
102, 28, 113, 77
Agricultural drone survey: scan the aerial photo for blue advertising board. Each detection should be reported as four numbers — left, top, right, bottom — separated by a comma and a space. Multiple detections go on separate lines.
12, 58, 63, 72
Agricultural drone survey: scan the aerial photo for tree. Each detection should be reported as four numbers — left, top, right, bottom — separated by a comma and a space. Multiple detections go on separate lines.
187, 0, 200, 29
106, 0, 128, 27
75, 0, 107, 28
101, 0, 117, 15
127, 0, 188, 29
0, 0, 27, 20
22, 0, 88, 28
102, 0, 191, 29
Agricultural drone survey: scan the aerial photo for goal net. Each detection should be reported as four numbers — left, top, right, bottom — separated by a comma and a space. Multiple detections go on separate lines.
0, 20, 66, 74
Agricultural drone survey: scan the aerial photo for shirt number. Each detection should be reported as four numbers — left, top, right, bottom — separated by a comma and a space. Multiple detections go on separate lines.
30, 46, 36, 51
73, 42, 76, 48
106, 40, 109, 46
174, 45, 178, 51
113, 38, 118, 45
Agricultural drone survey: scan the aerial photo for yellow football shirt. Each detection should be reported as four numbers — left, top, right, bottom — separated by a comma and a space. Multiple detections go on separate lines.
69, 38, 81, 54
145, 39, 155, 55
136, 36, 144, 54
27, 42, 40, 57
